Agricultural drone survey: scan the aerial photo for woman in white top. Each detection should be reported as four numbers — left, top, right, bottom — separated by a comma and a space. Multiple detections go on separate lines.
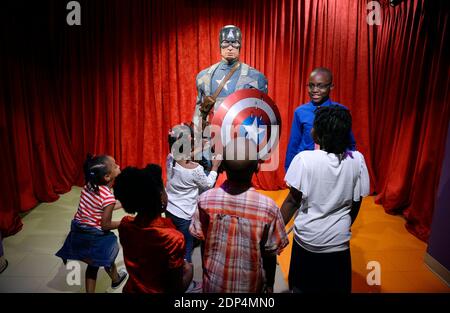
281, 105, 370, 293
165, 123, 222, 264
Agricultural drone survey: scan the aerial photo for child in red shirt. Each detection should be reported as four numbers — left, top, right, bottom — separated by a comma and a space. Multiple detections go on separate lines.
114, 164, 193, 293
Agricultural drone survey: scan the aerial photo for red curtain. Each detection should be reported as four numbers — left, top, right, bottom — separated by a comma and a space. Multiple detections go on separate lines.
0, 0, 448, 241
371, 0, 450, 241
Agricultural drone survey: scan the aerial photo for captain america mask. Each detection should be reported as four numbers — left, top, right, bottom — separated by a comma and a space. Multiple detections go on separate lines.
219, 25, 242, 49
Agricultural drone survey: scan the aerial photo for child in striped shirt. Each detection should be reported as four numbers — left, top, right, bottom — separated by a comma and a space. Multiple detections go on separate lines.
56, 154, 127, 292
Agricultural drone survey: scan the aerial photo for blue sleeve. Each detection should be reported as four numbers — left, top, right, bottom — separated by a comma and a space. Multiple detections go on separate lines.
285, 111, 302, 172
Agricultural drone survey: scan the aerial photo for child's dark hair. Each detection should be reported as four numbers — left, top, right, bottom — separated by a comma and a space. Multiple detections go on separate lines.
168, 122, 194, 153
168, 122, 195, 174
313, 105, 352, 155
113, 164, 164, 218
83, 154, 111, 194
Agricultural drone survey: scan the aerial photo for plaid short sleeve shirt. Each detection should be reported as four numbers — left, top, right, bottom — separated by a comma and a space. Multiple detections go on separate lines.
190, 183, 289, 293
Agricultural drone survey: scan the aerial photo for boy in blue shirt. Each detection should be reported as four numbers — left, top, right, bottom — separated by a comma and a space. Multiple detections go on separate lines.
285, 68, 356, 171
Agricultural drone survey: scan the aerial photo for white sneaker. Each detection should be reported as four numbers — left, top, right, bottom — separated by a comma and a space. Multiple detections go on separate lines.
111, 269, 128, 289
185, 280, 202, 293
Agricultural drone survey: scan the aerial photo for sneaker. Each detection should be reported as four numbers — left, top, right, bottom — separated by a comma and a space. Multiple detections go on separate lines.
111, 269, 128, 289
185, 280, 202, 293
0, 259, 8, 274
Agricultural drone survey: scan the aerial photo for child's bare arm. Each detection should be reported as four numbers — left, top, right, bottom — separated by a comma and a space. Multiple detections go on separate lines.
262, 254, 276, 293
350, 198, 362, 225
167, 261, 193, 293
182, 261, 194, 291
280, 187, 302, 225
113, 200, 122, 211
101, 204, 120, 230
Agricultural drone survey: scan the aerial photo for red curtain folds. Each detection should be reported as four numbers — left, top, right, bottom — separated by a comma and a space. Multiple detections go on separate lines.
0, 0, 448, 241
371, 0, 450, 241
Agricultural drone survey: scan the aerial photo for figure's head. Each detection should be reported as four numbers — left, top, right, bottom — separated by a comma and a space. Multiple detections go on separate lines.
114, 164, 167, 218
83, 154, 121, 193
312, 105, 352, 155
222, 137, 259, 182
308, 67, 334, 104
219, 25, 241, 63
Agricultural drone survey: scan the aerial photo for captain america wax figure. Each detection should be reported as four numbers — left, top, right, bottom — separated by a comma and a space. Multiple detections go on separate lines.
192, 25, 268, 131
191, 25, 268, 171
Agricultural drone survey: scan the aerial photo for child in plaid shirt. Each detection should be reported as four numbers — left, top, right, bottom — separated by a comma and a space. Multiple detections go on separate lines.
190, 138, 289, 293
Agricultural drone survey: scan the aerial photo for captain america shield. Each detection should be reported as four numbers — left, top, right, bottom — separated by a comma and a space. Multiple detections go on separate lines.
210, 89, 281, 160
